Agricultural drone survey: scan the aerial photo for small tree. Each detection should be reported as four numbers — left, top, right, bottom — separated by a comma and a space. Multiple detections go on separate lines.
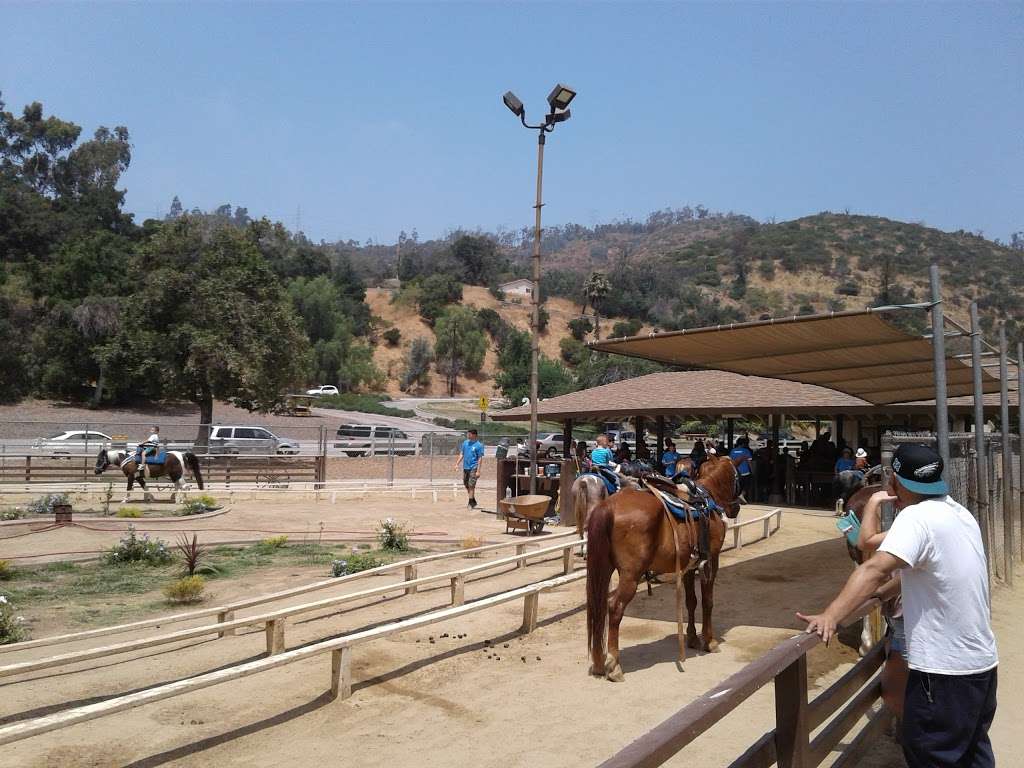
417, 274, 463, 324
382, 327, 401, 346
568, 317, 593, 341
434, 306, 487, 396
400, 337, 434, 392
583, 271, 612, 339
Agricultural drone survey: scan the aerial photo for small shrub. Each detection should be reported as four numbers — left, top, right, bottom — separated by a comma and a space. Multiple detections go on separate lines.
377, 517, 411, 552
460, 535, 484, 557
26, 493, 69, 516
0, 594, 28, 644
835, 280, 861, 296
0, 508, 24, 521
176, 533, 218, 576
257, 535, 289, 552
0, 560, 12, 581
382, 327, 401, 346
178, 494, 218, 516
330, 552, 383, 577
163, 576, 206, 604
115, 507, 143, 518
103, 525, 172, 566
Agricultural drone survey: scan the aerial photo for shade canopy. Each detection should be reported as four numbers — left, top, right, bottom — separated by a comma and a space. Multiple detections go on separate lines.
588, 309, 1004, 405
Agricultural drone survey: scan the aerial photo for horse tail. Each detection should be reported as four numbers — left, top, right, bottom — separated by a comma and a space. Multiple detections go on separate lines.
184, 451, 204, 490
574, 481, 590, 539
586, 499, 615, 663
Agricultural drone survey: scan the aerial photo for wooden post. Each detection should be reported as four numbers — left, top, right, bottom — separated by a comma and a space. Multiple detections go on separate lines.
330, 647, 352, 700
217, 610, 235, 637
404, 564, 418, 595
562, 546, 572, 575
265, 619, 285, 655
775, 654, 810, 768
450, 574, 465, 606
516, 543, 526, 569
559, 418, 576, 528
763, 517, 770, 541
25, 455, 30, 483
522, 593, 539, 633
656, 416, 666, 467
734, 526, 742, 550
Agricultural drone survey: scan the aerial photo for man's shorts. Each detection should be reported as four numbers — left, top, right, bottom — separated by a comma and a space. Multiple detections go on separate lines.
887, 616, 908, 660
463, 469, 478, 489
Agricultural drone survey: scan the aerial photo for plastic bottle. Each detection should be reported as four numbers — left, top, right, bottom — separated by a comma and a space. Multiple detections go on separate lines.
505, 485, 512, 499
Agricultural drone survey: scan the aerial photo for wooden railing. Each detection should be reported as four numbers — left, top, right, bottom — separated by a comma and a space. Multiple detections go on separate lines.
596, 599, 888, 768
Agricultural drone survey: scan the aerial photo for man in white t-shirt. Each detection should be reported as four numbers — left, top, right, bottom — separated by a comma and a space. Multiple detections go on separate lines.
798, 443, 997, 767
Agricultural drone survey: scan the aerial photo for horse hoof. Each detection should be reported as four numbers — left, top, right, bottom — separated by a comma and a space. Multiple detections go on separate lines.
703, 639, 720, 653
606, 664, 625, 683
687, 635, 701, 650
588, 664, 604, 678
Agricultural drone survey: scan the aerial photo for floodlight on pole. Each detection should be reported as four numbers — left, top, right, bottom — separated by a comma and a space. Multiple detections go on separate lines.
501, 83, 576, 494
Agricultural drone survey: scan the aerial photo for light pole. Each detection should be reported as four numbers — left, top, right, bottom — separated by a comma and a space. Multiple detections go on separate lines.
503, 83, 576, 494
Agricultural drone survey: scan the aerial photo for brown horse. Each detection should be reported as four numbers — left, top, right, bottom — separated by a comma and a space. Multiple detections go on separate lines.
95, 447, 204, 502
586, 455, 741, 681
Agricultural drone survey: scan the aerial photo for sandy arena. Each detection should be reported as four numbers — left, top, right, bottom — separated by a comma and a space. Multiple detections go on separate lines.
1, 495, 1021, 767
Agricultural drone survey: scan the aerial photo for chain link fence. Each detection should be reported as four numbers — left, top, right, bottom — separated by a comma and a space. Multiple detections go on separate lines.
885, 431, 1022, 584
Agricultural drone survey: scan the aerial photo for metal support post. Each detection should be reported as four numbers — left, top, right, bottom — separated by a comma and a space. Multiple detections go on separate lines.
999, 327, 1013, 586
970, 303, 991, 573
527, 131, 546, 495
929, 264, 951, 468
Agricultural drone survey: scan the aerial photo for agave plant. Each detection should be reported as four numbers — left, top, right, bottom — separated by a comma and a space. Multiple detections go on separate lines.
175, 533, 218, 576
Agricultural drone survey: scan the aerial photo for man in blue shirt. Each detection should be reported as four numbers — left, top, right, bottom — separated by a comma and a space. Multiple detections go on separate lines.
454, 428, 485, 508
729, 437, 754, 499
661, 439, 681, 477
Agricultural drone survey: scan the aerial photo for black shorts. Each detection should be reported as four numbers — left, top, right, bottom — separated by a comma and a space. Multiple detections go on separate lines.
462, 469, 479, 489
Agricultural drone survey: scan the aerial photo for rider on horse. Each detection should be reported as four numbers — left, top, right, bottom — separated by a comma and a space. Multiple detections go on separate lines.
135, 425, 162, 480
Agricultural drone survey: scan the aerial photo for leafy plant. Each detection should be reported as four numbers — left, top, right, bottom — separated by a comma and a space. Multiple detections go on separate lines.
0, 508, 24, 521
102, 483, 114, 516
26, 493, 69, 516
103, 525, 172, 566
0, 594, 28, 644
178, 493, 218, 516
115, 506, 143, 518
255, 535, 289, 553
460, 535, 484, 556
382, 327, 401, 346
163, 575, 206, 604
377, 517, 411, 552
176, 533, 218, 576
330, 552, 382, 577
0, 560, 12, 581
567, 316, 593, 341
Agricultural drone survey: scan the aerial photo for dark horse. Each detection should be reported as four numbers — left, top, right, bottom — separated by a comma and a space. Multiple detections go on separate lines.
586, 455, 742, 681
95, 447, 204, 502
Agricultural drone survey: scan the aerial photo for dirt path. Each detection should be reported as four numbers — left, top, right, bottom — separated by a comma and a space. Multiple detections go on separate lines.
1, 509, 1020, 767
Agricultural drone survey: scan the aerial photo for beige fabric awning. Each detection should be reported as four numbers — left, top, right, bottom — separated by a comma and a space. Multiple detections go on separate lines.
588, 310, 1004, 405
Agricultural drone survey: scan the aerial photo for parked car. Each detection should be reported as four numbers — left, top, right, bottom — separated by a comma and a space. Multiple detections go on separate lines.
306, 385, 339, 397
33, 430, 114, 456
334, 424, 419, 456
205, 426, 300, 455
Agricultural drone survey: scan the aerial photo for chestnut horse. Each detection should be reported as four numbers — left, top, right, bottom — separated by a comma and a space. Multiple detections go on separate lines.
586, 455, 741, 681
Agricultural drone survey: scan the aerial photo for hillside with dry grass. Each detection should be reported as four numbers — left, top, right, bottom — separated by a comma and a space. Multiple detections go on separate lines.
366, 285, 651, 396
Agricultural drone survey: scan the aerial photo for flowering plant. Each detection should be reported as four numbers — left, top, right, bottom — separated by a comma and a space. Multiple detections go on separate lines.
26, 493, 69, 516
103, 525, 172, 566
377, 517, 411, 552
0, 593, 28, 645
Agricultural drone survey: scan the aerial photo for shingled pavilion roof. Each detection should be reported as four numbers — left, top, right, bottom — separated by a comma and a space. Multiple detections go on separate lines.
490, 370, 1011, 423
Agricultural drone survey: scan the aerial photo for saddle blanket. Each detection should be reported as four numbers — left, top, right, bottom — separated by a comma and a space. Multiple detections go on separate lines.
134, 451, 167, 466
582, 466, 620, 495
655, 488, 704, 522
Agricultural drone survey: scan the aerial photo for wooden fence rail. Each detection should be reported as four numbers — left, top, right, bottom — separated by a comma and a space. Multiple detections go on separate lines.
0, 536, 585, 678
0, 570, 584, 746
0, 530, 581, 654
596, 599, 886, 768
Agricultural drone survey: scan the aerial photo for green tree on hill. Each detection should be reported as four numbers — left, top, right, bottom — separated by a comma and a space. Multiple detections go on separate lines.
434, 306, 487, 396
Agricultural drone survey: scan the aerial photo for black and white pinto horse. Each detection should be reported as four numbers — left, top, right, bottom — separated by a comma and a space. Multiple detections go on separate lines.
95, 447, 204, 503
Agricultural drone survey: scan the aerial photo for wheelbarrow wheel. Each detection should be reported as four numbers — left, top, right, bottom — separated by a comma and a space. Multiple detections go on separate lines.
528, 520, 545, 535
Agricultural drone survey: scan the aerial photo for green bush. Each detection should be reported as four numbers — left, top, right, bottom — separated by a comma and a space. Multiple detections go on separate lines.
103, 526, 172, 566
559, 337, 587, 366
0, 594, 28, 644
567, 317, 593, 341
377, 518, 411, 552
318, 393, 415, 418
26, 493, 69, 516
115, 507, 143, 518
178, 494, 218, 516
0, 560, 12, 581
0, 508, 24, 521
163, 575, 206, 604
255, 535, 289, 553
330, 552, 383, 577
382, 327, 401, 346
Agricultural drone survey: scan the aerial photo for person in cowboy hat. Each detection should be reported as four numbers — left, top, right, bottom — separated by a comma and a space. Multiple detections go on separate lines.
798, 443, 997, 768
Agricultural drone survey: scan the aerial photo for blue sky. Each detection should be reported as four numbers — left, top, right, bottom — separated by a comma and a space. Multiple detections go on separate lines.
2, 2, 1021, 244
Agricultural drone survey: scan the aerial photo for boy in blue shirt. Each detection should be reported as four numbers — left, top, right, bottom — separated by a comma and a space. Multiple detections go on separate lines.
454, 428, 485, 508
590, 434, 614, 467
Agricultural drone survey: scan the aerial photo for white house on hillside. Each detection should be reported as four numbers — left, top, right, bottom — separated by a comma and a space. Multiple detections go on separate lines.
499, 278, 533, 298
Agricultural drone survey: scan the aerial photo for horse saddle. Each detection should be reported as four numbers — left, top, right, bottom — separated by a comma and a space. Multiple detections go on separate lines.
641, 476, 704, 522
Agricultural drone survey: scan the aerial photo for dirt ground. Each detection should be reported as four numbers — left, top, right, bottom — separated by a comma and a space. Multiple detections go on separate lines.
0, 503, 1020, 767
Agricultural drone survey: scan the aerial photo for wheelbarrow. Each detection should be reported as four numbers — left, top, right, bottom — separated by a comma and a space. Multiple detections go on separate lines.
499, 494, 550, 535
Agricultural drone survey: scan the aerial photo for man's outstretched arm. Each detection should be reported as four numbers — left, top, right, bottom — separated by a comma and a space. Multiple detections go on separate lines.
796, 551, 907, 644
